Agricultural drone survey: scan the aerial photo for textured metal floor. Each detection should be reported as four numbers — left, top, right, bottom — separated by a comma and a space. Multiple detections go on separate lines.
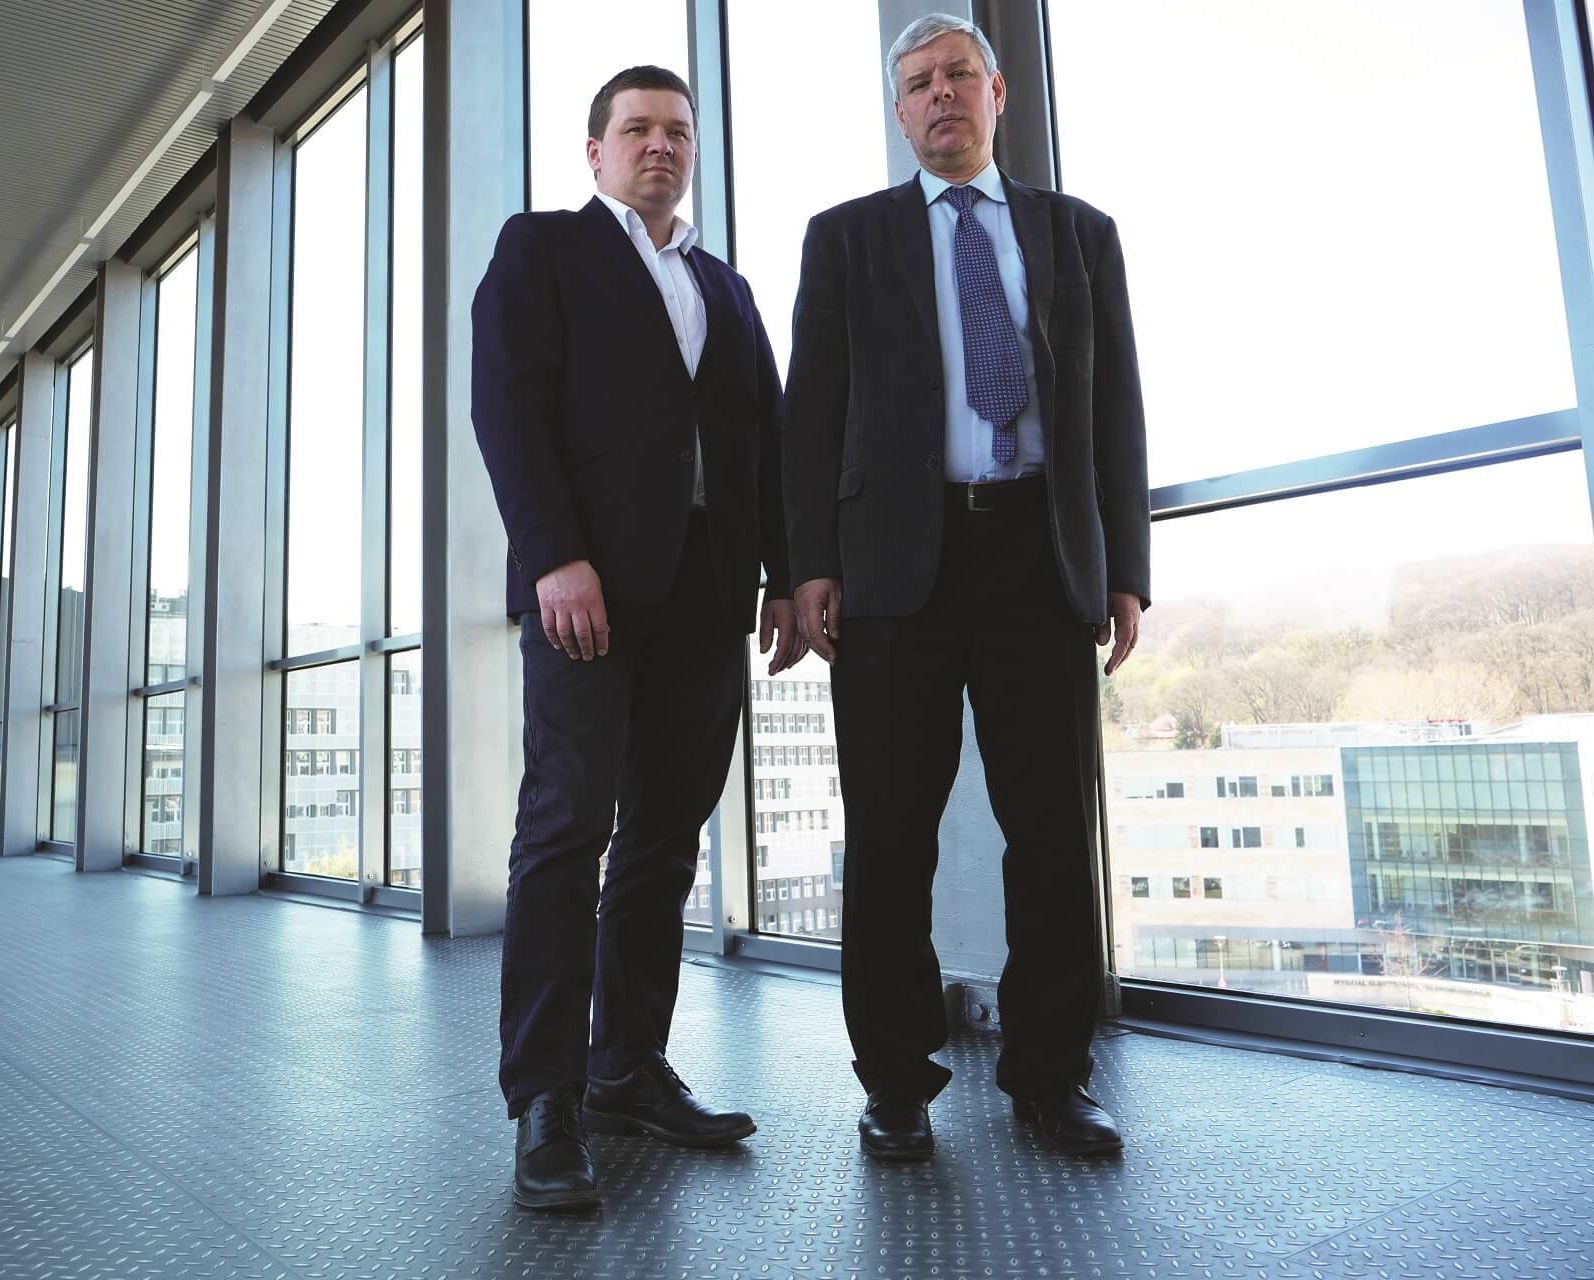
2, 856, 1593, 1279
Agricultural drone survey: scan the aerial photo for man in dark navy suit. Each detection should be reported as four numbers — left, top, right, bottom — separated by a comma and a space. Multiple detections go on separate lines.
472, 65, 802, 1211
784, 15, 1149, 1162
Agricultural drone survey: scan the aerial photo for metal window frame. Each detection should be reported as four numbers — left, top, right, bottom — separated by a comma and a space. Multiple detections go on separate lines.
269, 18, 424, 913
124, 232, 205, 865
41, 344, 91, 845
1016, 0, 1594, 1087
0, 411, 17, 761
124, 257, 161, 858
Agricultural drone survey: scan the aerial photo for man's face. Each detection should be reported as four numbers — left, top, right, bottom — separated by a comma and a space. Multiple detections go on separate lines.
893, 32, 1006, 178
587, 88, 697, 215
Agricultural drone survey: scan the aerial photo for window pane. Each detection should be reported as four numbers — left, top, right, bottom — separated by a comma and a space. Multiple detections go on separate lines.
725, 0, 881, 939
526, 0, 691, 218
282, 662, 360, 879
0, 419, 17, 711
1105, 451, 1594, 1033
727, 0, 886, 373
57, 350, 93, 705
140, 693, 184, 855
51, 710, 78, 841
390, 36, 424, 637
387, 650, 422, 888
747, 597, 842, 940
148, 249, 198, 678
287, 89, 368, 653
1051, 1, 1574, 488
1, 418, 15, 579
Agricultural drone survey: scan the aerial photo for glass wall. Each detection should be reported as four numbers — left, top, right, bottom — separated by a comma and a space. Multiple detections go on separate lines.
390, 33, 424, 640
286, 85, 368, 659
1052, 0, 1572, 489
727, 0, 887, 938
281, 81, 368, 882
1106, 455, 1594, 1030
387, 651, 422, 888
140, 693, 185, 854
277, 20, 423, 893
526, 0, 690, 216
386, 32, 425, 891
282, 662, 361, 878
50, 348, 95, 842
0, 413, 16, 775
139, 245, 199, 856
1053, 2, 1594, 1034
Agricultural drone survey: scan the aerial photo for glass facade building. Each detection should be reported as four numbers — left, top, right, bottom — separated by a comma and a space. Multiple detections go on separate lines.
1345, 741, 1594, 978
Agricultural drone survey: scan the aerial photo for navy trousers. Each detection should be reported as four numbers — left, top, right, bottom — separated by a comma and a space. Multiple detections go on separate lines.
499, 518, 746, 1117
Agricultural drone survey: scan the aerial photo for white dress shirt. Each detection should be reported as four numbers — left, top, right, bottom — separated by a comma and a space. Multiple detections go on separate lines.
919, 162, 1045, 483
595, 191, 708, 505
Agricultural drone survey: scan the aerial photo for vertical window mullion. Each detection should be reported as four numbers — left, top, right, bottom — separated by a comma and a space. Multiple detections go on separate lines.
263, 139, 295, 874
127, 271, 160, 856
362, 38, 396, 896
182, 213, 216, 872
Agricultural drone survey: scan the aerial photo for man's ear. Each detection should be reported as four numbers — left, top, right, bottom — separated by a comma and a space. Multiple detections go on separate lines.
586, 136, 601, 177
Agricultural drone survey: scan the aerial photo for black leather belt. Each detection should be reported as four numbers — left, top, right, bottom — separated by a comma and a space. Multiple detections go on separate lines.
946, 472, 1047, 512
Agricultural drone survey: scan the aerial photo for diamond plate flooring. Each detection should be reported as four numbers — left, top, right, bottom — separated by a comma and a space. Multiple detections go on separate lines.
1, 855, 1592, 1279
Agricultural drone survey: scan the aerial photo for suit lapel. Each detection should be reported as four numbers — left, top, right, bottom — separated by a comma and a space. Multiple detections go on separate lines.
887, 176, 939, 347
682, 248, 727, 383
581, 197, 695, 382
1003, 176, 1054, 341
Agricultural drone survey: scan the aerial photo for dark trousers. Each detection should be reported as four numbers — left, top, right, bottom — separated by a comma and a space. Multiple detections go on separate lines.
499, 518, 746, 1117
832, 490, 1103, 1102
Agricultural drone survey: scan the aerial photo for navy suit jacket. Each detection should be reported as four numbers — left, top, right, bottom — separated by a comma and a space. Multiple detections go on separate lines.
783, 174, 1150, 626
472, 198, 790, 629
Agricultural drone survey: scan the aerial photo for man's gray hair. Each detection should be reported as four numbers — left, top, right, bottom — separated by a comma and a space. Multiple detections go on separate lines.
885, 13, 998, 99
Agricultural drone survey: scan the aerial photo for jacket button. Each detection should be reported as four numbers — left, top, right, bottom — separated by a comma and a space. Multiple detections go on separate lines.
925, 453, 940, 471
678, 450, 694, 464
930, 377, 942, 390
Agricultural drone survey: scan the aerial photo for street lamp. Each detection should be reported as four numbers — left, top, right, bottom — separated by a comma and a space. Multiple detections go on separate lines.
1214, 935, 1228, 989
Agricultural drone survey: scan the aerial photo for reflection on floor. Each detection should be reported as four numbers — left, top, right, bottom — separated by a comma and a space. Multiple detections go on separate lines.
1, 854, 1592, 1280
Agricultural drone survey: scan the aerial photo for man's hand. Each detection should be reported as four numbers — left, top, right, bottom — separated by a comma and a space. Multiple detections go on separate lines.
1096, 591, 1141, 677
759, 599, 808, 674
794, 578, 842, 663
537, 559, 610, 660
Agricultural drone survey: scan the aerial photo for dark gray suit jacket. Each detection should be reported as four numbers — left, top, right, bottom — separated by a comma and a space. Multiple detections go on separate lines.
782, 172, 1150, 626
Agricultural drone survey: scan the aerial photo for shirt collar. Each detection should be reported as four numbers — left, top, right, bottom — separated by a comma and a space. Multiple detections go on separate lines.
918, 160, 1006, 207
595, 191, 699, 253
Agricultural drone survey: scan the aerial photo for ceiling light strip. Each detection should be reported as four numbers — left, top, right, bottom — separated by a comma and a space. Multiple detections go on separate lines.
214, 0, 297, 83
5, 242, 92, 339
3, 0, 297, 348
84, 87, 215, 241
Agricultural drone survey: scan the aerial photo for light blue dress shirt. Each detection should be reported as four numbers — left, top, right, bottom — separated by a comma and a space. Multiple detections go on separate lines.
919, 161, 1045, 483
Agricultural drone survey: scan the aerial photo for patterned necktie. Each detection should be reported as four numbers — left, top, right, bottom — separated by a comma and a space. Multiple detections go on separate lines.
942, 184, 1028, 465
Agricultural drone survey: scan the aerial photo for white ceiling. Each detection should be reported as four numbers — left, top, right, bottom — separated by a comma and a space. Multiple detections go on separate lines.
0, 0, 342, 379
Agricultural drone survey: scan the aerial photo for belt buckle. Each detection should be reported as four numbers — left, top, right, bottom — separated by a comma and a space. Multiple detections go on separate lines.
966, 482, 987, 512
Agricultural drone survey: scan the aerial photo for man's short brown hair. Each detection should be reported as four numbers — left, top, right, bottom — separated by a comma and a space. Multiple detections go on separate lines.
587, 65, 698, 141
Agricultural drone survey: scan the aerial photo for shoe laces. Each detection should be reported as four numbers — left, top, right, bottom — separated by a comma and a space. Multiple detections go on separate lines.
528, 1091, 584, 1143
654, 1055, 692, 1096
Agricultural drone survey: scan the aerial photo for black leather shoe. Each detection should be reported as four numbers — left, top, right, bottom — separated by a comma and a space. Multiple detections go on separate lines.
514, 1087, 601, 1210
583, 1054, 756, 1147
858, 1089, 934, 1161
1014, 1085, 1124, 1155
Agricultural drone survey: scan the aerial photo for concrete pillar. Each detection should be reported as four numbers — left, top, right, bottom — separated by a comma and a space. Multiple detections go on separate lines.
421, 0, 528, 935
75, 260, 144, 871
197, 118, 277, 896
0, 354, 56, 855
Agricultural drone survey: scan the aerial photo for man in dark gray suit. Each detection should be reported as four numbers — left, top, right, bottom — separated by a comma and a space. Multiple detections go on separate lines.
783, 13, 1150, 1161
